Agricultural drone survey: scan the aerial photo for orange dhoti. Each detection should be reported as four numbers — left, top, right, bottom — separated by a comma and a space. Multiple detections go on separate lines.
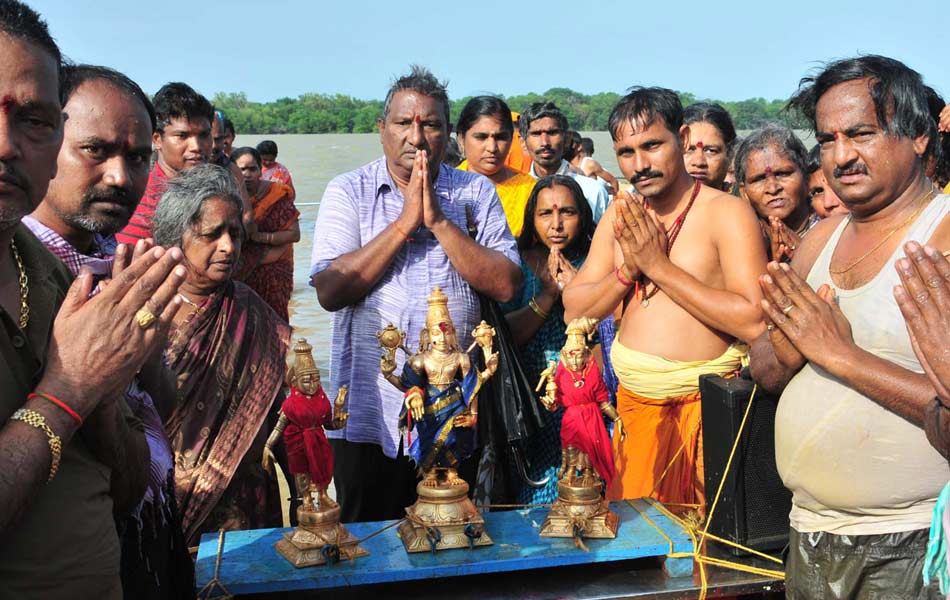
605, 340, 747, 510
607, 387, 704, 507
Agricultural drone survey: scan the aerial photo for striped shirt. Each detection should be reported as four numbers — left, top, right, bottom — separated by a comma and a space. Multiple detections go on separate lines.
116, 162, 169, 245
309, 157, 519, 458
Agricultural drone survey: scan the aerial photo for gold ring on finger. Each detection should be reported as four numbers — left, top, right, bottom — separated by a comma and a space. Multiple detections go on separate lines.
781, 304, 794, 314
767, 324, 775, 332
927, 277, 943, 288
135, 307, 157, 330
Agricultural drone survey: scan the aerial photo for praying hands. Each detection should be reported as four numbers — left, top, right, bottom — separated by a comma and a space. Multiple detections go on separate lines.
612, 190, 668, 278
758, 261, 855, 375
893, 241, 950, 404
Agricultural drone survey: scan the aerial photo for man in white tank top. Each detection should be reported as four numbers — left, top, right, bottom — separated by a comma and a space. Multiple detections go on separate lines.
750, 55, 949, 599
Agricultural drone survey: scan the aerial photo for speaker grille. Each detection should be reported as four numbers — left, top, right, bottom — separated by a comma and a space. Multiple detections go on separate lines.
700, 374, 791, 556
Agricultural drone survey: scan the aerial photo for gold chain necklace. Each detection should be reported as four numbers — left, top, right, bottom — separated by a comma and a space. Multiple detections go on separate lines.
10, 240, 29, 329
829, 185, 937, 275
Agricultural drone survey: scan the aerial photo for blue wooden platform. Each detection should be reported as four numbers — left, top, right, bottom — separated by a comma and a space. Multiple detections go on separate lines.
195, 498, 694, 596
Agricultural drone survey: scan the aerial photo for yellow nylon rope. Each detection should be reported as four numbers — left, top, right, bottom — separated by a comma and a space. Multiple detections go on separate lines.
627, 384, 785, 600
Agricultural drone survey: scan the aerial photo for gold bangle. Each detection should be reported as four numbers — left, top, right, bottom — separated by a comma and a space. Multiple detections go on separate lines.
528, 298, 549, 320
11, 408, 61, 482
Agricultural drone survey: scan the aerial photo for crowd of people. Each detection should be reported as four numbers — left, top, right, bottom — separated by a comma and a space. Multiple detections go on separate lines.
4, 0, 950, 598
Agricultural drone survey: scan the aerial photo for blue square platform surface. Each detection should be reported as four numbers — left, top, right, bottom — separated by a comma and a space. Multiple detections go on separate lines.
196, 498, 694, 596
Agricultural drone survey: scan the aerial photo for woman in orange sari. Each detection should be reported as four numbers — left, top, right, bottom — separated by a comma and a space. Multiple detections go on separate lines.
457, 97, 537, 237
232, 146, 301, 322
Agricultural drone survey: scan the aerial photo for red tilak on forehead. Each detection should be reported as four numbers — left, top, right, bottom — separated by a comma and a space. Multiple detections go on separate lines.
696, 141, 704, 150
439, 322, 449, 332
765, 166, 773, 176
0, 96, 14, 113
552, 202, 559, 210
414, 115, 422, 124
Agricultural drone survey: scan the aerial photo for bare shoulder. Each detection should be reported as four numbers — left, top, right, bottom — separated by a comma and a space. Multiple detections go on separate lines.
696, 188, 760, 230
790, 215, 846, 276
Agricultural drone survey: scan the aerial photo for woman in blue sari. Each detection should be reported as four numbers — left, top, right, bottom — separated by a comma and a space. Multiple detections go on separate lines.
502, 175, 596, 504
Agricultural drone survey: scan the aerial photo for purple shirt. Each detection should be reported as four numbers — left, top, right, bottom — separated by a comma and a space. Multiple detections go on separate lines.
310, 157, 519, 458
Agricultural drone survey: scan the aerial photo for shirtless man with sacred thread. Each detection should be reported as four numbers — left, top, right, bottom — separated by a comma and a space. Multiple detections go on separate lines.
563, 87, 767, 508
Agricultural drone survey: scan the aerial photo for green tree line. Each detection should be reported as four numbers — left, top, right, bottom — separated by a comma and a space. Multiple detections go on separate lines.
212, 88, 806, 135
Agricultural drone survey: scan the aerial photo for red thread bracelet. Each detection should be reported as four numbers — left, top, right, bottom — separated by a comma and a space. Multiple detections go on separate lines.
615, 266, 634, 287
29, 392, 82, 426
393, 222, 413, 242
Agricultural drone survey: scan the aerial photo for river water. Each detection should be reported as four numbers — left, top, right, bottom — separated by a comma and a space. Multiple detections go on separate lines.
234, 129, 814, 371
233, 131, 619, 371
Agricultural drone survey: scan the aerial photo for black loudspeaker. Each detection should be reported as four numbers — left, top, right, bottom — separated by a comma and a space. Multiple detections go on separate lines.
699, 373, 791, 556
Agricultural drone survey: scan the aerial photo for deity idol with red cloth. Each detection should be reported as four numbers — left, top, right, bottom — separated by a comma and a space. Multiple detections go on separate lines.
537, 317, 626, 488
263, 338, 348, 512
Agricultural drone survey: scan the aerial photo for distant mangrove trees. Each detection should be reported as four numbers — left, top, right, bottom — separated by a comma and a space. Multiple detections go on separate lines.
212, 88, 805, 134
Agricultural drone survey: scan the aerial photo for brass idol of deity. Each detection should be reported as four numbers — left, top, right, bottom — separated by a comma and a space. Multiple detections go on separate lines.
535, 317, 624, 544
262, 338, 368, 567
377, 287, 498, 552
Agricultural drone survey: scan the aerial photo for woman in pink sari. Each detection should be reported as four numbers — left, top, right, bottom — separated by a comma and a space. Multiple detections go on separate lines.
153, 164, 292, 545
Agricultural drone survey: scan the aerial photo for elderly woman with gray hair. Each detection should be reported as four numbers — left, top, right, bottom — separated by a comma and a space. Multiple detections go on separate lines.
154, 164, 291, 545
735, 124, 817, 262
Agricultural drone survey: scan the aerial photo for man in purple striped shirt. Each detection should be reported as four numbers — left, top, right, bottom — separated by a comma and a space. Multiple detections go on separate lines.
310, 66, 522, 522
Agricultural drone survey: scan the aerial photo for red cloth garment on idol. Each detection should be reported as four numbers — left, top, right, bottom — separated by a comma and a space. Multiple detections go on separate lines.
281, 386, 334, 487
555, 360, 616, 484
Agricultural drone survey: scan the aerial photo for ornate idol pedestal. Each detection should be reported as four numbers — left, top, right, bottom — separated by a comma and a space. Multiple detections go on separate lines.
398, 469, 493, 553
539, 481, 619, 541
275, 505, 369, 568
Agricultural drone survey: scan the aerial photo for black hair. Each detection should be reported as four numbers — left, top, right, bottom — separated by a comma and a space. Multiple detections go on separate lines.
62, 64, 155, 130
231, 146, 261, 169
564, 131, 582, 162
256, 140, 278, 156
517, 175, 594, 260
518, 101, 570, 140
579, 137, 595, 155
734, 124, 808, 185
383, 65, 450, 126
456, 96, 513, 137
223, 117, 235, 137
608, 87, 683, 140
152, 82, 214, 132
924, 86, 949, 187
444, 138, 463, 167
0, 0, 62, 97
683, 102, 737, 150
806, 143, 822, 175
787, 55, 937, 160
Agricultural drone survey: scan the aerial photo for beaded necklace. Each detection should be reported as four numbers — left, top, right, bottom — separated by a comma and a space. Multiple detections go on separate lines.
638, 179, 701, 308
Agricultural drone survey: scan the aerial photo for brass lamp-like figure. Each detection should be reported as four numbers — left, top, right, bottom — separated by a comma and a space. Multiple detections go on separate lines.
535, 317, 625, 545
262, 338, 368, 567
377, 287, 498, 552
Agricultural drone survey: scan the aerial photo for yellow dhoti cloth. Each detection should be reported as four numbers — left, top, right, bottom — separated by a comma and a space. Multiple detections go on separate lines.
606, 340, 747, 509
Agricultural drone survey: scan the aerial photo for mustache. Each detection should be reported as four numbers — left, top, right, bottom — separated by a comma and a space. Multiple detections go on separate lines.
83, 185, 136, 210
833, 162, 868, 179
0, 162, 31, 194
633, 169, 664, 183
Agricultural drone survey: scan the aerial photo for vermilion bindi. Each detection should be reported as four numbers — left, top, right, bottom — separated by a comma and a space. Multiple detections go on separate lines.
414, 115, 422, 125
0, 96, 15, 113
552, 203, 559, 210
765, 166, 773, 176
696, 141, 704, 150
